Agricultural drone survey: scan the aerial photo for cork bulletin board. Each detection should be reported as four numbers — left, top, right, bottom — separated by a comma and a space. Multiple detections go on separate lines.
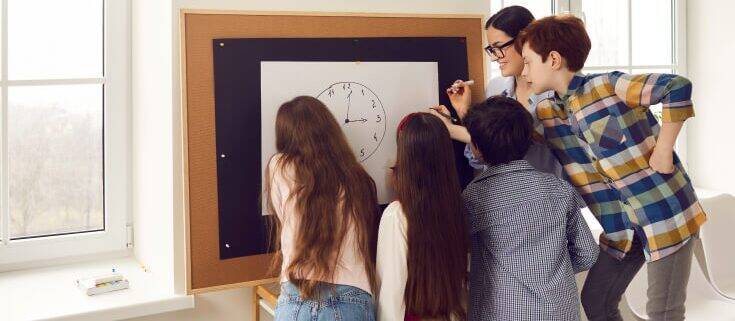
181, 10, 486, 294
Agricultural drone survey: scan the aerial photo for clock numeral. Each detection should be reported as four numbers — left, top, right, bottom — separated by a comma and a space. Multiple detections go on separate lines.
360, 148, 365, 157
328, 88, 335, 97
371, 100, 376, 109
361, 89, 365, 96
373, 133, 378, 141
376, 114, 382, 123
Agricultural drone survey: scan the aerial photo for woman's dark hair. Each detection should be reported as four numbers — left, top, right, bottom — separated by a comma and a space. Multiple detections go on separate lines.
484, 5, 535, 38
463, 95, 533, 166
394, 113, 468, 321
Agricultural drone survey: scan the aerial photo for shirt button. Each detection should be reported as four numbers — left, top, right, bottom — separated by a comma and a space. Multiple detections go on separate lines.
622, 200, 630, 206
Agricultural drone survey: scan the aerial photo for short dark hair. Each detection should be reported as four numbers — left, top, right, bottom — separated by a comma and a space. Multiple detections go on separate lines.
515, 15, 591, 72
484, 6, 535, 38
463, 96, 533, 166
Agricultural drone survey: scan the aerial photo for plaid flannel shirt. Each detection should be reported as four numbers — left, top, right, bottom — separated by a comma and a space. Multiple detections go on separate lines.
536, 71, 707, 261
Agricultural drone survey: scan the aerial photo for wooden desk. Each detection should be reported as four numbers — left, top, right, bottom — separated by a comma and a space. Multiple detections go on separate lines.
254, 282, 280, 320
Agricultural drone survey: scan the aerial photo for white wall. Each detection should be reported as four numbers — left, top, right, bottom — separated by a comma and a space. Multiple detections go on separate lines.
129, 1, 492, 320
686, 0, 735, 195
131, 0, 176, 294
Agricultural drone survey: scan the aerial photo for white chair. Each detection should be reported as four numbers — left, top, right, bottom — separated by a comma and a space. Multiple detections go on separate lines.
696, 192, 735, 300
624, 251, 735, 320
624, 190, 735, 320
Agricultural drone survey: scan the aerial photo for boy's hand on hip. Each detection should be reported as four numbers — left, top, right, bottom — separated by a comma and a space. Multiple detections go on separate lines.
650, 145, 675, 174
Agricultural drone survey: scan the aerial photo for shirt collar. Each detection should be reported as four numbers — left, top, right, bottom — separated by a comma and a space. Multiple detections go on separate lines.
472, 159, 535, 183
531, 90, 555, 106
500, 76, 516, 98
558, 72, 586, 101
501, 77, 553, 107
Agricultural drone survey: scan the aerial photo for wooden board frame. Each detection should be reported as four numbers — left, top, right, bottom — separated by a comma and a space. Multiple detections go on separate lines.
180, 9, 486, 294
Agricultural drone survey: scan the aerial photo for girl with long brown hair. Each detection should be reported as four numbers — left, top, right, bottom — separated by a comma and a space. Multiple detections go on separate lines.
265, 96, 379, 321
377, 113, 468, 321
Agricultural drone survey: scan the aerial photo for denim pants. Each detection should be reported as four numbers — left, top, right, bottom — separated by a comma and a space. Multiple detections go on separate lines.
275, 282, 376, 321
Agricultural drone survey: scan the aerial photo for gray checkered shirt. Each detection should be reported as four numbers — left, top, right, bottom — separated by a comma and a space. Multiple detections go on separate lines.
463, 160, 599, 321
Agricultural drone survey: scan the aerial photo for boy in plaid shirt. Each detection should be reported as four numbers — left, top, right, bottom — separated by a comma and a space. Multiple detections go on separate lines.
517, 15, 706, 321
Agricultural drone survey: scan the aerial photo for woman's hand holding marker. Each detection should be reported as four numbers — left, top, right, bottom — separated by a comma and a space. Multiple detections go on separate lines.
446, 79, 474, 119
447, 79, 475, 94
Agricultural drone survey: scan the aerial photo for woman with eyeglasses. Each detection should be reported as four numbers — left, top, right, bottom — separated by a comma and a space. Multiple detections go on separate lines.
429, 6, 562, 177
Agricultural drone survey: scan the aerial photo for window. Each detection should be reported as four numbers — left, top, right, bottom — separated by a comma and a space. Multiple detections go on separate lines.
488, 0, 683, 86
576, 0, 688, 161
580, 0, 680, 123
0, 0, 129, 270
488, 0, 686, 157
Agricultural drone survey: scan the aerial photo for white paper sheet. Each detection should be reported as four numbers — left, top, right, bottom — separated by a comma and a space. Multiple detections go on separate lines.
261, 61, 439, 205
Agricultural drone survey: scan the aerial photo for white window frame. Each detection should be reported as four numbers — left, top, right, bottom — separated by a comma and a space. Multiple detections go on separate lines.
0, 0, 130, 272
569, 0, 689, 165
490, 0, 688, 165
567, 0, 682, 74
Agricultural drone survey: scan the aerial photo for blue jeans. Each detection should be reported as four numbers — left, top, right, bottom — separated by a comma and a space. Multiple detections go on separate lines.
275, 282, 376, 321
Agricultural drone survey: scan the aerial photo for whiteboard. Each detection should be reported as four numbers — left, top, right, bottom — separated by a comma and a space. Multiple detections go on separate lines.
261, 61, 439, 205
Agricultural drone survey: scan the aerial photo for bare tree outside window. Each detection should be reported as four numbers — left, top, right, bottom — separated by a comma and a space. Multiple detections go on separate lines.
8, 86, 103, 238
2, 0, 104, 240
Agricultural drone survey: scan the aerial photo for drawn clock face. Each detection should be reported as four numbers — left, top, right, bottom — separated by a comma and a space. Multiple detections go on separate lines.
316, 82, 387, 162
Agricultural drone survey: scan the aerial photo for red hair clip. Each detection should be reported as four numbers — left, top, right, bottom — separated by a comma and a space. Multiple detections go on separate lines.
397, 113, 420, 136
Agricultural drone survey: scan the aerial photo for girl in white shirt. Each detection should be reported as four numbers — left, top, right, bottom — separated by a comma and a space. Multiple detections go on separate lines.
377, 113, 468, 321
430, 6, 562, 178
266, 96, 379, 321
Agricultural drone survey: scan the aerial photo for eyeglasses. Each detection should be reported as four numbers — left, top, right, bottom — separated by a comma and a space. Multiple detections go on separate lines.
484, 38, 515, 59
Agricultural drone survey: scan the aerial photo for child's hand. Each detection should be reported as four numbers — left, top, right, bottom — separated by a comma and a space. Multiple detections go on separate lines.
649, 145, 675, 174
428, 105, 453, 128
446, 80, 472, 119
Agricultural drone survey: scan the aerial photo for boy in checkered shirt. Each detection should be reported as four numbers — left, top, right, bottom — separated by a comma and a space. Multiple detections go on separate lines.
517, 15, 706, 321
462, 95, 598, 320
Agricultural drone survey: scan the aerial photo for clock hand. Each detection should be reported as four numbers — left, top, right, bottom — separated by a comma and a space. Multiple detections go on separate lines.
345, 90, 353, 123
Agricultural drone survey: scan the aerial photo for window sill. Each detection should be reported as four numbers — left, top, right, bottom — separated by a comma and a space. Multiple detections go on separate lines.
0, 256, 194, 321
